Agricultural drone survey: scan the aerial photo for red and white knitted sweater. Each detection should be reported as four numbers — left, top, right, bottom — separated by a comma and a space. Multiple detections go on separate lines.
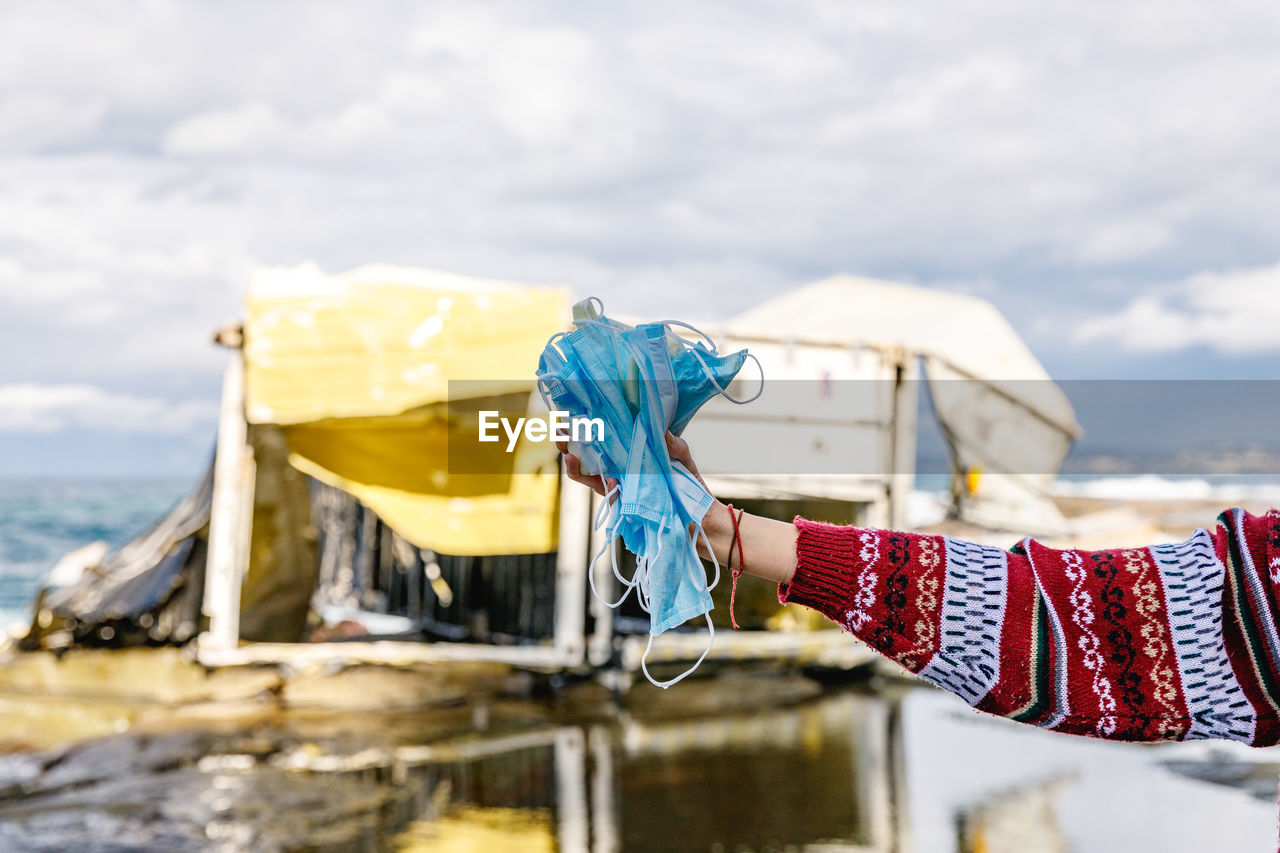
779, 508, 1280, 744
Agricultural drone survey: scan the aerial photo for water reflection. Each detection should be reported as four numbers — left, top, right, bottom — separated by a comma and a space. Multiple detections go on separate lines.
608, 695, 893, 851
387, 691, 901, 852
1, 681, 1277, 851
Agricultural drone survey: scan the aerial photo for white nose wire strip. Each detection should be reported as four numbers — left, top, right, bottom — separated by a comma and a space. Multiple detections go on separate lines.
641, 612, 716, 689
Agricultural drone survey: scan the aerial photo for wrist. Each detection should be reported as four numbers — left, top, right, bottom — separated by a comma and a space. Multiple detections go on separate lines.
698, 499, 734, 565
703, 498, 730, 539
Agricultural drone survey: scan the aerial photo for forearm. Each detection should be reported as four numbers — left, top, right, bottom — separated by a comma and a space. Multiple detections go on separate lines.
716, 505, 1280, 747
697, 501, 797, 586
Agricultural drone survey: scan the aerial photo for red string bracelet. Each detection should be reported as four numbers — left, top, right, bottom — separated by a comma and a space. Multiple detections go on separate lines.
725, 503, 746, 629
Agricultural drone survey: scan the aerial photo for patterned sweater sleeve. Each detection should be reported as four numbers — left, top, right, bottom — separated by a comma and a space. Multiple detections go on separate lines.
778, 508, 1280, 745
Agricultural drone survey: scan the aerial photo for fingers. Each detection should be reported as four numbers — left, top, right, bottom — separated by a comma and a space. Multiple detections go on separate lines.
665, 431, 701, 476
558, 431, 694, 504
564, 452, 604, 495
561, 446, 614, 499
666, 431, 711, 493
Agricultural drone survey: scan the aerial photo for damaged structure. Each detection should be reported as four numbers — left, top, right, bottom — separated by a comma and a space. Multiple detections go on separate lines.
20, 266, 1080, 685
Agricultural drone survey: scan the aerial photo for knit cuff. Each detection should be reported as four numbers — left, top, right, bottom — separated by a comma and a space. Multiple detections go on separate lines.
777, 516, 861, 623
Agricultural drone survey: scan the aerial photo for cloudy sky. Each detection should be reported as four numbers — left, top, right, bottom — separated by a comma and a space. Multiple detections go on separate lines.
2, 1, 1279, 478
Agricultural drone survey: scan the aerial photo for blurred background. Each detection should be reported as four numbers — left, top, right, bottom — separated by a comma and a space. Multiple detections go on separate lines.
2, 2, 1280, 851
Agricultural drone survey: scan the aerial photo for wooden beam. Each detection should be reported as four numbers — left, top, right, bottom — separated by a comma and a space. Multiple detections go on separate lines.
197, 639, 580, 669
887, 350, 918, 530
618, 629, 878, 672
586, 490, 615, 668
552, 466, 591, 667
199, 354, 255, 656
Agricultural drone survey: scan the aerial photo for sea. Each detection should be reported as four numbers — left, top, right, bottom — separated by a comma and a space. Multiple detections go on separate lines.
4, 474, 1280, 635
0, 479, 190, 631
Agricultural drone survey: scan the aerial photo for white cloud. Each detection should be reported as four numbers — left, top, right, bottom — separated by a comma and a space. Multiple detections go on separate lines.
0, 383, 218, 433
1072, 220, 1172, 265
0, 0, 1277, 440
163, 103, 292, 159
1073, 263, 1280, 353
0, 94, 104, 153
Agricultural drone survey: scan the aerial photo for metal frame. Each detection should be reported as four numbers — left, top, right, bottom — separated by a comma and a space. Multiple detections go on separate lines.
197, 349, 596, 670
196, 338, 912, 677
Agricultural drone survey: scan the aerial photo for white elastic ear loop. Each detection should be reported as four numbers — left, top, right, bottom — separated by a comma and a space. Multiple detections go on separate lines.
641, 612, 715, 689
586, 484, 638, 609
691, 520, 721, 592
616, 535, 649, 612
536, 329, 572, 411
634, 556, 651, 613
685, 347, 765, 405
593, 481, 620, 528
631, 525, 658, 614
656, 319, 719, 353
572, 313, 630, 333
535, 376, 555, 413
542, 328, 570, 353
596, 486, 649, 608
631, 523, 665, 614
583, 484, 655, 613
587, 533, 634, 609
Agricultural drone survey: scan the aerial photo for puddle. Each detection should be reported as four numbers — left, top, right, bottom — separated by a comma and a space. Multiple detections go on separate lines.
0, 680, 1276, 851
381, 691, 895, 852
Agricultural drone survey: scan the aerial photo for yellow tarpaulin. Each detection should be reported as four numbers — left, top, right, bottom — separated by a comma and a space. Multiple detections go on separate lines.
242, 263, 569, 556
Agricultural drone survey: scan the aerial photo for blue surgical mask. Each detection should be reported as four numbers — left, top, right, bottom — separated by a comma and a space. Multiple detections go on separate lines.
536, 298, 763, 688
670, 346, 751, 435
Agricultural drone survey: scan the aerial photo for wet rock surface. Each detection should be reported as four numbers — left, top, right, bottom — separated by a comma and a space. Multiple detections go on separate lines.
0, 726, 428, 852
0, 663, 884, 852
1162, 753, 1280, 802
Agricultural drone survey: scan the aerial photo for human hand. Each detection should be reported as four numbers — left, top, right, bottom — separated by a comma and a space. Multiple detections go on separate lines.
556, 432, 795, 585
555, 431, 712, 505
555, 438, 618, 499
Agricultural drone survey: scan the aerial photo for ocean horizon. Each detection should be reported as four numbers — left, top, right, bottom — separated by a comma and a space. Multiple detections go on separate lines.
3, 473, 1280, 636
0, 478, 190, 630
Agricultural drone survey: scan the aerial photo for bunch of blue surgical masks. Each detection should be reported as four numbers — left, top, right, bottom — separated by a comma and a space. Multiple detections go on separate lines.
536, 297, 762, 688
